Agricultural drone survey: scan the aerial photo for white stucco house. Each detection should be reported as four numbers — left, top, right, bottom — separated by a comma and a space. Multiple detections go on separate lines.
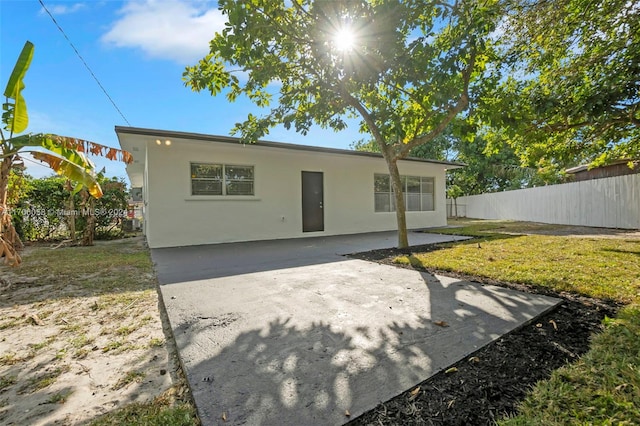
115, 126, 463, 248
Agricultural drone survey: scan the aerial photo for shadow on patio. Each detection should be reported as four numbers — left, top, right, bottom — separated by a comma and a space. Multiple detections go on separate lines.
166, 265, 559, 425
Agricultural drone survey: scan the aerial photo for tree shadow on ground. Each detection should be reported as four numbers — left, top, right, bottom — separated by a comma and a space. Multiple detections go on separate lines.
348, 233, 522, 264
151, 231, 470, 284
169, 267, 558, 425
601, 246, 640, 256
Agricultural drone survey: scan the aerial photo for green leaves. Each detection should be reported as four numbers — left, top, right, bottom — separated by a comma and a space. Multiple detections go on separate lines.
9, 133, 102, 197
183, 0, 505, 247
184, 0, 500, 147
492, 0, 640, 168
30, 151, 102, 198
2, 41, 34, 134
0, 41, 136, 267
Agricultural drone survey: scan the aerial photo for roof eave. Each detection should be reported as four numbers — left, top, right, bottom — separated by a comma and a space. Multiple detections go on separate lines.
114, 125, 466, 168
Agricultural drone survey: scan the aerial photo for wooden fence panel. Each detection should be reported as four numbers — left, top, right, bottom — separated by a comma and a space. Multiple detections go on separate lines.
451, 174, 639, 229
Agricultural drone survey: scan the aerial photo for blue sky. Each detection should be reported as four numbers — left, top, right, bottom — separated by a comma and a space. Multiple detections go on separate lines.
1, 0, 363, 184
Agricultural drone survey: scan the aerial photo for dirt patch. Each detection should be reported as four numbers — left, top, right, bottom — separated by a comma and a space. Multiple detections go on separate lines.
0, 237, 189, 425
347, 245, 618, 425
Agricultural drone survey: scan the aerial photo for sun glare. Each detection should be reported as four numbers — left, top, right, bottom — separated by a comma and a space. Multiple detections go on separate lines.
334, 27, 356, 52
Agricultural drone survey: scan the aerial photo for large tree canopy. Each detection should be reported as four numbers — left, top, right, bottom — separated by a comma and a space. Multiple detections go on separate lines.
184, 0, 502, 247
486, 0, 640, 169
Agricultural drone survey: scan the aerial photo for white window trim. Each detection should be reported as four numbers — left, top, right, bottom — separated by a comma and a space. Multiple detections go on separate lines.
190, 162, 255, 196
374, 174, 435, 212
184, 196, 261, 202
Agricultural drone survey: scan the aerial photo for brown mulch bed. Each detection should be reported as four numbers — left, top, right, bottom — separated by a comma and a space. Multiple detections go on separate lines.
346, 244, 619, 426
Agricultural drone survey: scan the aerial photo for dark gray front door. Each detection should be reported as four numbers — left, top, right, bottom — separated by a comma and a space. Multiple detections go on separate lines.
302, 171, 324, 232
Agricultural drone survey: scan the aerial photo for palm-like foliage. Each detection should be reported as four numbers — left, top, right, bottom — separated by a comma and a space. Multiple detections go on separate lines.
1, 41, 132, 266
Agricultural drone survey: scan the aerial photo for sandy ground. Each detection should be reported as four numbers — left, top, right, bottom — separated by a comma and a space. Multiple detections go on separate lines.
0, 237, 182, 425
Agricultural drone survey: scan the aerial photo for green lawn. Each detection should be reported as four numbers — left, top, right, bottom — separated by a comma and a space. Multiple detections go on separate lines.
404, 220, 640, 425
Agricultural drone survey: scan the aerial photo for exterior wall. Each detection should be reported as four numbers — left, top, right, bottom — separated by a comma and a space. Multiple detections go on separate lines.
142, 147, 150, 237
143, 137, 449, 248
457, 174, 640, 229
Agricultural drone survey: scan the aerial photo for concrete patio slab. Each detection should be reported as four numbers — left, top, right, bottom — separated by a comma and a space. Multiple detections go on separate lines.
151, 230, 470, 283
152, 231, 560, 425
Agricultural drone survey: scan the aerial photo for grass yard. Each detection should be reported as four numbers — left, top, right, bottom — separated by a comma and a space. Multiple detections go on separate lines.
401, 219, 640, 425
0, 237, 197, 425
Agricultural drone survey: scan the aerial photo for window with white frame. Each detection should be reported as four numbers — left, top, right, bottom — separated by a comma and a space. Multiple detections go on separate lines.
191, 163, 254, 196
374, 174, 434, 212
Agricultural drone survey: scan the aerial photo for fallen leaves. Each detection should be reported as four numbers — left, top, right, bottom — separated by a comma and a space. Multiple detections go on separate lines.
409, 386, 421, 401
537, 320, 559, 330
433, 320, 449, 327
28, 313, 45, 326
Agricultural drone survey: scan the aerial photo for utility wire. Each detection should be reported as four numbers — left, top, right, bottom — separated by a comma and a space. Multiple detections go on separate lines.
38, 0, 132, 126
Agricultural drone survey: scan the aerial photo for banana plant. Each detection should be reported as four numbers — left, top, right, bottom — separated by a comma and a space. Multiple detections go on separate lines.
0, 41, 133, 266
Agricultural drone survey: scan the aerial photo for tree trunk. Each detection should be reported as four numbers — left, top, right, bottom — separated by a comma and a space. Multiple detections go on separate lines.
387, 159, 409, 248
454, 197, 458, 218
68, 196, 76, 242
82, 195, 96, 246
375, 139, 409, 249
0, 155, 22, 266
65, 180, 76, 243
0, 156, 11, 209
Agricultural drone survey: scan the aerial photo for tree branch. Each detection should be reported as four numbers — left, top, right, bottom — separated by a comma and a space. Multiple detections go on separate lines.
341, 89, 386, 148
396, 49, 476, 158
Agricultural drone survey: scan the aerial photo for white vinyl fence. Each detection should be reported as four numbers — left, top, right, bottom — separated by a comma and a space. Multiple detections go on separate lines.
449, 174, 639, 229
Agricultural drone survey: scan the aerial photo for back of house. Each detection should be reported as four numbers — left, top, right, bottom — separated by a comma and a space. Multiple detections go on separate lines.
116, 126, 461, 248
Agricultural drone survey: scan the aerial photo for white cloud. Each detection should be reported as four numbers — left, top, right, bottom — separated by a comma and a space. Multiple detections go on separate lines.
40, 2, 86, 16
101, 0, 226, 64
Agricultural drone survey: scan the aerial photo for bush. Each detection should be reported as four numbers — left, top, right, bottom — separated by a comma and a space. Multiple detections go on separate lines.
10, 175, 129, 242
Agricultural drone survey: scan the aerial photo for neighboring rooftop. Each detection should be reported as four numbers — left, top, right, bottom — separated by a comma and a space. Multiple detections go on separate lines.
565, 159, 639, 182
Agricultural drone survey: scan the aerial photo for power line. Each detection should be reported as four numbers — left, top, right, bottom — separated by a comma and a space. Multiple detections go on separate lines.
38, 0, 132, 126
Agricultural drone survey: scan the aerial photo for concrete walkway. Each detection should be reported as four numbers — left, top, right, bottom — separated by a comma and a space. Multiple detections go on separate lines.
152, 231, 560, 425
